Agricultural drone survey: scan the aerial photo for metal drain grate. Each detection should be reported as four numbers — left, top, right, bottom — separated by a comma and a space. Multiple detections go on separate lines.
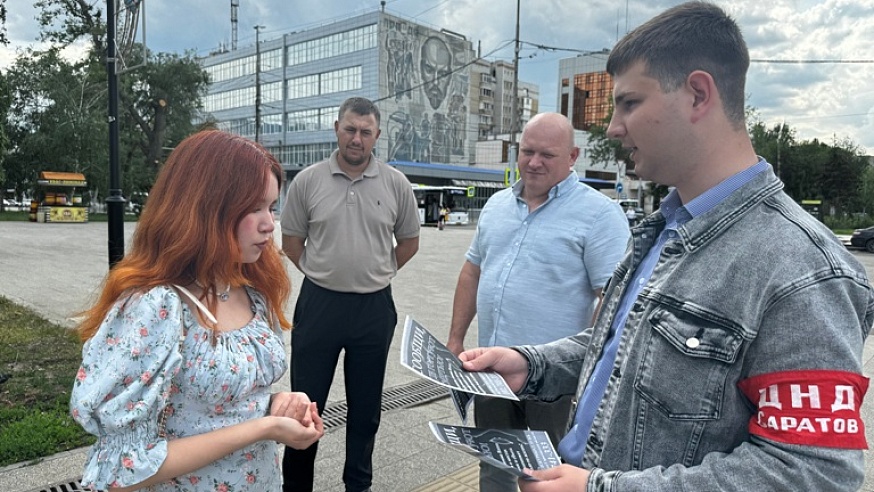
25, 379, 447, 492
321, 379, 447, 429
24, 480, 85, 492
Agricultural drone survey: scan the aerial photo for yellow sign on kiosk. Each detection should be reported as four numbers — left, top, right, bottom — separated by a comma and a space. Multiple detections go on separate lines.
34, 171, 89, 223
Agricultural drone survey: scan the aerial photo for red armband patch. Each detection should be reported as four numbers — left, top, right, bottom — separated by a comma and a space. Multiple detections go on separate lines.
738, 370, 869, 449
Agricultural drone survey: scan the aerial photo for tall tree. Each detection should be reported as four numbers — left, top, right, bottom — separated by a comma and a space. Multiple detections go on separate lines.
0, 0, 7, 46
5, 0, 209, 201
4, 48, 108, 202
0, 1, 10, 209
820, 137, 868, 214
0, 71, 9, 210
586, 104, 632, 172
118, 48, 209, 180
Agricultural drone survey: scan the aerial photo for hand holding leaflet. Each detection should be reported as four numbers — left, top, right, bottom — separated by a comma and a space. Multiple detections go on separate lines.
400, 316, 518, 401
428, 422, 561, 481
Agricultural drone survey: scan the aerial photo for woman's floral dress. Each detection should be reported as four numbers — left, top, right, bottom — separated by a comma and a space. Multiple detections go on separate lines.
70, 285, 287, 491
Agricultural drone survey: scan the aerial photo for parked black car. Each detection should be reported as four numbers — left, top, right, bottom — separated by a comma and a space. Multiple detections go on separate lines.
850, 226, 874, 253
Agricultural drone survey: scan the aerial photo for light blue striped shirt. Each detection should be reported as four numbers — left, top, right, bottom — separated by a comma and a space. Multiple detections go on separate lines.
467, 171, 630, 347
558, 159, 769, 465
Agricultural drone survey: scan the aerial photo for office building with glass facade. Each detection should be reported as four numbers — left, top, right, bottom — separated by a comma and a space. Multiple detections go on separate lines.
199, 9, 542, 196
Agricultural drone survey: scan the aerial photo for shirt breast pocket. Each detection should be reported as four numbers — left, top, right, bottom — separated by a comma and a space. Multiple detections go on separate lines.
634, 306, 745, 420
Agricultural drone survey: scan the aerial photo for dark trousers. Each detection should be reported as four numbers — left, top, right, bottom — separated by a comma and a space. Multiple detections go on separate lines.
282, 278, 397, 492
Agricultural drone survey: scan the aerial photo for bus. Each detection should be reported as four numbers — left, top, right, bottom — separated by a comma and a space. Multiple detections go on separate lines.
411, 185, 473, 226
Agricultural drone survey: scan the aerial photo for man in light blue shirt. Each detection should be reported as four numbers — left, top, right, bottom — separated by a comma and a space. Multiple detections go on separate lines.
447, 112, 630, 492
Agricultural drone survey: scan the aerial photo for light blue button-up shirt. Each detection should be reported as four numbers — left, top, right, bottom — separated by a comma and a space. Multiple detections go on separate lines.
467, 171, 630, 347
558, 159, 769, 465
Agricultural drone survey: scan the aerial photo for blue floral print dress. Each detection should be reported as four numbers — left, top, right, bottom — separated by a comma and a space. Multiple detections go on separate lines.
70, 285, 287, 491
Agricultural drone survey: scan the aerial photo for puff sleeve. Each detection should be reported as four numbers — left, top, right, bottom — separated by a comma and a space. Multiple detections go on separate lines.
70, 286, 185, 490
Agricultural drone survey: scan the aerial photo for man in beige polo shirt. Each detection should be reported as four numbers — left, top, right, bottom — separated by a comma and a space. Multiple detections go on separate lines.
280, 97, 420, 492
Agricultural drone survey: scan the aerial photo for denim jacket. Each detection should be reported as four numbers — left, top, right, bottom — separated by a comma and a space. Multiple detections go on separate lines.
516, 167, 874, 491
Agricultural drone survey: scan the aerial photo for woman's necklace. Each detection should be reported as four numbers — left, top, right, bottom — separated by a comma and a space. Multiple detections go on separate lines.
195, 281, 231, 302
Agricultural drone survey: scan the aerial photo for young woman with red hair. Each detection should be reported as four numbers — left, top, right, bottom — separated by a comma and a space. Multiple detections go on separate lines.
70, 130, 323, 491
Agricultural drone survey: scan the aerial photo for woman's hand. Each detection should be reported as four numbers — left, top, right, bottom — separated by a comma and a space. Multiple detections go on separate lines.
270, 391, 314, 425
268, 402, 324, 449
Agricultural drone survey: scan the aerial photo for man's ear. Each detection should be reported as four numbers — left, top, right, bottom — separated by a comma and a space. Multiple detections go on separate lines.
687, 70, 716, 123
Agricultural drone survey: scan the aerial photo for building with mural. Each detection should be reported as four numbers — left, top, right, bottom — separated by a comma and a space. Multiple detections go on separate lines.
199, 8, 543, 198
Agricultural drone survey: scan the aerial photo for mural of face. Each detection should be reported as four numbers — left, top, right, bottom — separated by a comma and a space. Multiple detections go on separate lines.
420, 36, 452, 110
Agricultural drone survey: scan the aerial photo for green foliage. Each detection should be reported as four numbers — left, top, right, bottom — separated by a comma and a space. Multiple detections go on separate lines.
4, 48, 108, 197
823, 214, 874, 231
0, 210, 30, 221
587, 106, 873, 217
0, 72, 8, 191
0, 296, 94, 466
0, 404, 95, 465
3, 0, 209, 205
586, 102, 633, 172
0, 0, 7, 46
857, 166, 874, 215
748, 115, 872, 216
35, 0, 103, 49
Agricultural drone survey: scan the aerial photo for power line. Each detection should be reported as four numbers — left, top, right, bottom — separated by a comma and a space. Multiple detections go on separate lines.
520, 40, 607, 56
750, 59, 874, 64
516, 39, 874, 65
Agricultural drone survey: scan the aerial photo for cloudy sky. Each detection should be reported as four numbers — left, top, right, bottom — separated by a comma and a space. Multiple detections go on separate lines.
5, 0, 874, 153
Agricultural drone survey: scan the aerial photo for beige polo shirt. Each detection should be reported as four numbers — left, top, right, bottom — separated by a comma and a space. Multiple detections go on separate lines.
280, 150, 420, 293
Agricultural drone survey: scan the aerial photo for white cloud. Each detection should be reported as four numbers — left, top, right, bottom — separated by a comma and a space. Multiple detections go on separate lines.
3, 0, 873, 152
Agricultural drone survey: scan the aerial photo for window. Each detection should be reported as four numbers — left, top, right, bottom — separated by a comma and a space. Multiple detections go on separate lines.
287, 67, 361, 100
287, 106, 339, 133
204, 55, 256, 83
287, 24, 377, 66
204, 86, 256, 112
260, 49, 282, 71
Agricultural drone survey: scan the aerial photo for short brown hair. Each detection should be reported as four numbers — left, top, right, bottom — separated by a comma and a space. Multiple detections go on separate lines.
607, 1, 749, 127
338, 97, 381, 126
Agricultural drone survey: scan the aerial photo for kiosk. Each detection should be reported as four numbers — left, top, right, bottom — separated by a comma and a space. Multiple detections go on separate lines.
31, 171, 88, 223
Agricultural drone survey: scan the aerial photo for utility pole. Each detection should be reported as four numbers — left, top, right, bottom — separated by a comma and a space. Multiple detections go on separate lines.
776, 118, 785, 179
231, 0, 239, 50
508, 0, 521, 181
254, 25, 264, 143
105, 0, 126, 267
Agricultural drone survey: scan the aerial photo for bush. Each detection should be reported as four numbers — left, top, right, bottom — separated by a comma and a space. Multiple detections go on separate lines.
823, 213, 874, 231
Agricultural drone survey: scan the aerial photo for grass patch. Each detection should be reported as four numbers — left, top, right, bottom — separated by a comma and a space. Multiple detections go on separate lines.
0, 297, 95, 467
0, 210, 30, 221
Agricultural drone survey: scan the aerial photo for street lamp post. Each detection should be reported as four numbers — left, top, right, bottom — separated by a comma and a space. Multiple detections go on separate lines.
106, 0, 126, 267
254, 25, 264, 143
508, 0, 521, 175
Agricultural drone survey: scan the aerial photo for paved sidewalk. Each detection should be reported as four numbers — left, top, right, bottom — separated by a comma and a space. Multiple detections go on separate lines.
0, 221, 480, 492
0, 221, 873, 491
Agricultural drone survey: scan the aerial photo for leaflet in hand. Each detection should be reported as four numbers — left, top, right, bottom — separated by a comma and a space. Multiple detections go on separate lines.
449, 388, 474, 424
400, 316, 518, 400
428, 422, 561, 480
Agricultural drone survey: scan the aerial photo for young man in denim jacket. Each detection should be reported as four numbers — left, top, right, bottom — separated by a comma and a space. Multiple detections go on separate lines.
460, 2, 874, 491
